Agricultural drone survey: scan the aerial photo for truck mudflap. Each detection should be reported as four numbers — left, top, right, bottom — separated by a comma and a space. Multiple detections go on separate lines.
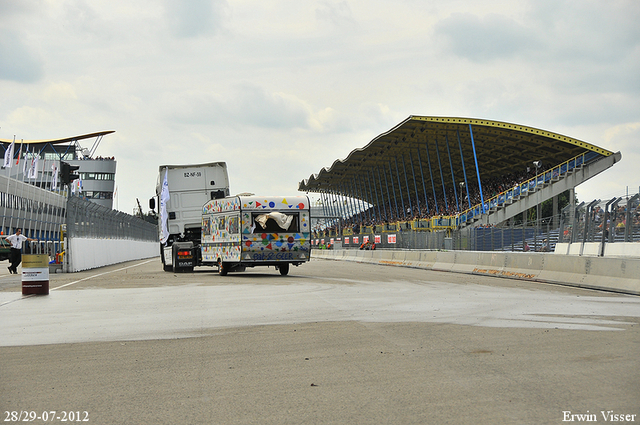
171, 241, 196, 272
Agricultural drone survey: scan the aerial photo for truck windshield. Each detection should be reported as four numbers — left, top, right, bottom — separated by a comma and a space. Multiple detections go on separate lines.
252, 212, 299, 233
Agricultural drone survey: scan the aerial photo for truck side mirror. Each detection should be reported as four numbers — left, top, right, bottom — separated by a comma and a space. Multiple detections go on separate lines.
149, 198, 156, 211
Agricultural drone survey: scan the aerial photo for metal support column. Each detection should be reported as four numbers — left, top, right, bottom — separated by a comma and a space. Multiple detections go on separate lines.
468, 124, 484, 213
368, 171, 381, 222
401, 154, 413, 218
456, 130, 471, 209
356, 176, 369, 223
385, 163, 400, 220
416, 146, 429, 215
378, 166, 391, 221
394, 157, 407, 220
435, 136, 449, 212
445, 134, 459, 211
408, 150, 421, 215
425, 141, 439, 214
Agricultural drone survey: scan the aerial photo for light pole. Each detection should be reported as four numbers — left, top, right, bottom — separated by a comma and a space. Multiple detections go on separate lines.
533, 161, 542, 227
459, 181, 465, 212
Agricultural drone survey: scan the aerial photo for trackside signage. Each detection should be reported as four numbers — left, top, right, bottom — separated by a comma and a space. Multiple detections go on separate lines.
22, 254, 49, 296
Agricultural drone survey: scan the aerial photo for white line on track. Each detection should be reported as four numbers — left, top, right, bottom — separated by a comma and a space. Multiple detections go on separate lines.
0, 259, 156, 307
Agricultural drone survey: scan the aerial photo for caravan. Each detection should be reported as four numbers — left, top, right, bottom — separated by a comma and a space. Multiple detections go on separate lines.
201, 195, 311, 275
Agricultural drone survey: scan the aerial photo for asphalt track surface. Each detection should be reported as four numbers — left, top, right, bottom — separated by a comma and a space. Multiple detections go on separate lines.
1, 258, 639, 424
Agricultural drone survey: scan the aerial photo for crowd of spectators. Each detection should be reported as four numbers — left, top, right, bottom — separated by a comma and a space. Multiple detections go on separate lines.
562, 198, 640, 242
314, 168, 536, 236
80, 155, 115, 160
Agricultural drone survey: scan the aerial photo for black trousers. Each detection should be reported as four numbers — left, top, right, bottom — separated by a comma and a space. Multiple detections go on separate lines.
9, 248, 21, 271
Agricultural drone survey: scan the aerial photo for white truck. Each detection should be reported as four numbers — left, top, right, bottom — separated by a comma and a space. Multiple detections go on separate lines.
201, 195, 311, 275
150, 162, 230, 272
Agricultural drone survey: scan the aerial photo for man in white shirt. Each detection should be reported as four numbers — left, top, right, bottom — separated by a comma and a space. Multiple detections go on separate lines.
6, 229, 38, 274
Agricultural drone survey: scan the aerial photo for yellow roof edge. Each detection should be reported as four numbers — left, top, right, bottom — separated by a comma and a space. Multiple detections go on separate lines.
409, 116, 614, 156
0, 130, 115, 145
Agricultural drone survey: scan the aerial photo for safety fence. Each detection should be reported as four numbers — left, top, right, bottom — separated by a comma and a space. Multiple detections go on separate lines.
66, 196, 157, 241
562, 194, 640, 244
312, 193, 640, 255
1, 174, 158, 271
65, 197, 158, 272
0, 174, 66, 241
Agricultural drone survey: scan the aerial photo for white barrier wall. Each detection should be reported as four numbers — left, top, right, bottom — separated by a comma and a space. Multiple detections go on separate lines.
555, 242, 640, 258
312, 249, 640, 296
67, 238, 158, 272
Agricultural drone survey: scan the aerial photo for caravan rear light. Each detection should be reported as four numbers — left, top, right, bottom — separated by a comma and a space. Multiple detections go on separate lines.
177, 250, 192, 257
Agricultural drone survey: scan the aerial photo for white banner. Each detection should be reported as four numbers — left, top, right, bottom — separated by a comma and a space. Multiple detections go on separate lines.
3, 140, 14, 168
160, 169, 170, 244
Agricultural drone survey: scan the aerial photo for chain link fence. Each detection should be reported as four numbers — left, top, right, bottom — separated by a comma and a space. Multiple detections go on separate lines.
66, 196, 157, 241
315, 193, 640, 254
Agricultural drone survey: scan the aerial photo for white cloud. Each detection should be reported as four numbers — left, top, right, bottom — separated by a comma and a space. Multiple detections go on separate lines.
435, 13, 540, 62
0, 0, 638, 214
0, 32, 44, 83
315, 1, 356, 29
164, 84, 312, 129
165, 0, 229, 38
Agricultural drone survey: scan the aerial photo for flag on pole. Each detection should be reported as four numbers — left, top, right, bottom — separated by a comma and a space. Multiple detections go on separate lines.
15, 141, 22, 165
51, 163, 58, 190
160, 168, 170, 244
28, 155, 39, 179
3, 140, 14, 168
22, 147, 29, 178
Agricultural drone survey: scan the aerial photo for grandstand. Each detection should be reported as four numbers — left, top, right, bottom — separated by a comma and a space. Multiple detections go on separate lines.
300, 116, 623, 251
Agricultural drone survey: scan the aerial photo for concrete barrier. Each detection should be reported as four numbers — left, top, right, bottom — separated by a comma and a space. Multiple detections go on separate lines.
553, 242, 640, 259
311, 249, 640, 296
68, 238, 158, 272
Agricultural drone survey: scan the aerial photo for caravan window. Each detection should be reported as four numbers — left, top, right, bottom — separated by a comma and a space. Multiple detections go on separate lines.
252, 212, 299, 233
209, 214, 239, 234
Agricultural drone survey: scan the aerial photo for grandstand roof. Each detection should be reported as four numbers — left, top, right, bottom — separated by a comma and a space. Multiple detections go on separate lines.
298, 116, 614, 200
0, 130, 115, 146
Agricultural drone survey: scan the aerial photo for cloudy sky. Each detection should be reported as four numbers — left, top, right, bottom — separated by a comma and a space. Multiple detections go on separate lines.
1, 0, 639, 214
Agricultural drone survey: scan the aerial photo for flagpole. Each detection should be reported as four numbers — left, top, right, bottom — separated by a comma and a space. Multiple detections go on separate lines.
1, 135, 16, 235
37, 153, 48, 241
20, 146, 31, 232
8, 139, 21, 234
46, 161, 59, 242
26, 150, 40, 239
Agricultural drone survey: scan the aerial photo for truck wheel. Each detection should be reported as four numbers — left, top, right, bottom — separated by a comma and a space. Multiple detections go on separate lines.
278, 263, 290, 276
218, 261, 228, 276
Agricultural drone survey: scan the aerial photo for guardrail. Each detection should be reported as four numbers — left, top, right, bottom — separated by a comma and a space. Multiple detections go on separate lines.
457, 151, 599, 226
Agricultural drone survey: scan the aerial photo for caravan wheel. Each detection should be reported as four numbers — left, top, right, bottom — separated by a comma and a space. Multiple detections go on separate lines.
278, 263, 290, 276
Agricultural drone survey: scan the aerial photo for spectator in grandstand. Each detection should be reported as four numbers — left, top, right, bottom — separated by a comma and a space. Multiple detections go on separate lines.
540, 239, 550, 252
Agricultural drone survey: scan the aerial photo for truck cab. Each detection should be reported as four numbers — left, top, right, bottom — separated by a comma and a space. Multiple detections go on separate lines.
150, 162, 230, 272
